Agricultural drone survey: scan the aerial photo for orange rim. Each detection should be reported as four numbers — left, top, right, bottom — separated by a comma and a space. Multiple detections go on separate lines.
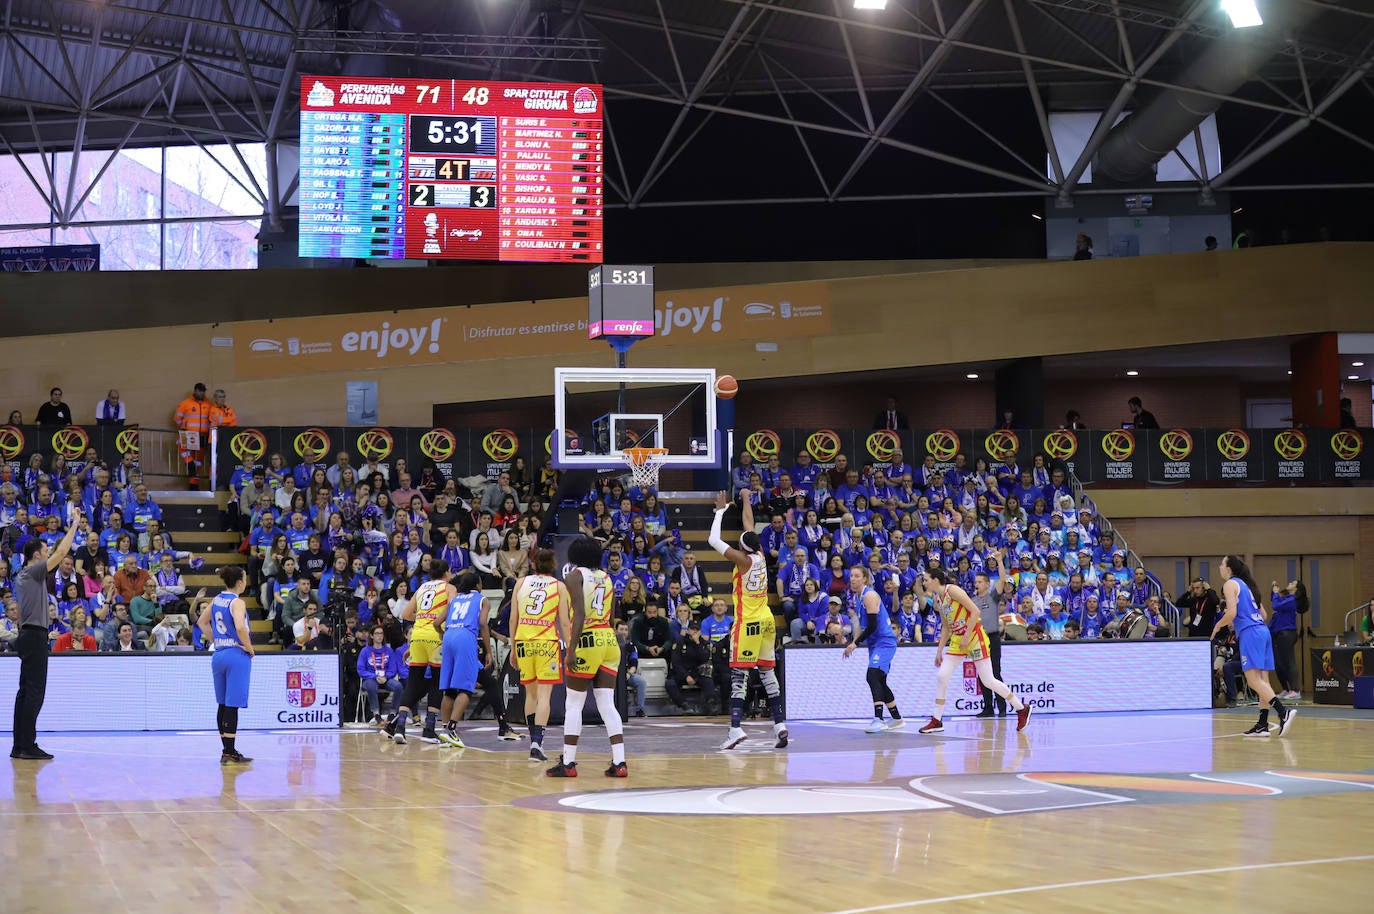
623, 446, 669, 467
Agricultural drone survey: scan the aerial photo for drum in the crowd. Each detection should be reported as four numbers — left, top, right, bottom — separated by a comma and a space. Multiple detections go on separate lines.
1119, 608, 1150, 640
1000, 613, 1028, 642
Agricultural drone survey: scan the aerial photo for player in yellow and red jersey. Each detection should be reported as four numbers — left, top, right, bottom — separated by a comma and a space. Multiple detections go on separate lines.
385, 558, 456, 746
917, 566, 1030, 734
545, 536, 628, 778
512, 548, 570, 763
709, 489, 788, 752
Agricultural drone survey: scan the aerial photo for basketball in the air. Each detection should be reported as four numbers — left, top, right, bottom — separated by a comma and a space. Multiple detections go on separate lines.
715, 375, 738, 400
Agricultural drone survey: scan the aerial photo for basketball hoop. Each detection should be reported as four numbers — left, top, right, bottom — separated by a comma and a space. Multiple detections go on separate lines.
623, 446, 669, 491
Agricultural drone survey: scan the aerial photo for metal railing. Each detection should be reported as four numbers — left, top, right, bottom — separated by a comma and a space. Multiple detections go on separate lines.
1067, 470, 1183, 635
135, 427, 186, 478
1343, 600, 1372, 641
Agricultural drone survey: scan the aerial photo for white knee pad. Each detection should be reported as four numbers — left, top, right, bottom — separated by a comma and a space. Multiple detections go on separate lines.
563, 687, 587, 737
592, 688, 622, 737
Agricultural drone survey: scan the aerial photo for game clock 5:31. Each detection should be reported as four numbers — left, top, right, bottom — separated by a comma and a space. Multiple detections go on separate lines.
408, 115, 498, 155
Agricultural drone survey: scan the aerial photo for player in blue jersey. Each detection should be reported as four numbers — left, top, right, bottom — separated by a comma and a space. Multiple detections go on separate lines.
842, 565, 904, 733
196, 566, 255, 764
1213, 554, 1295, 738
434, 570, 491, 748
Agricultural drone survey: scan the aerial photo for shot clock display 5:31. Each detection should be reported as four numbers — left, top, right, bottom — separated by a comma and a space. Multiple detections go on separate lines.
299, 76, 604, 264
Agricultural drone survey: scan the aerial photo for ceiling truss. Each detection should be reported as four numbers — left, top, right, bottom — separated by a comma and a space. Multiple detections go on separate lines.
0, 0, 1368, 227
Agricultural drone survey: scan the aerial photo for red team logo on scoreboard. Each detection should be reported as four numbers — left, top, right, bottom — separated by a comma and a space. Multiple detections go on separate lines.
300, 76, 604, 264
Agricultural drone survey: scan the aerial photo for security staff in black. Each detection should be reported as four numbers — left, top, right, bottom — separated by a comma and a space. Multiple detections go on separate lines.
11, 508, 82, 760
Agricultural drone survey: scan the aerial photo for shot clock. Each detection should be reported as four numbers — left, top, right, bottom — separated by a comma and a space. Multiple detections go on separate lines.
588, 265, 655, 339
299, 77, 604, 263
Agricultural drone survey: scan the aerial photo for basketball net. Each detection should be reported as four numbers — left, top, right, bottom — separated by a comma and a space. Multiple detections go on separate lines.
623, 446, 669, 491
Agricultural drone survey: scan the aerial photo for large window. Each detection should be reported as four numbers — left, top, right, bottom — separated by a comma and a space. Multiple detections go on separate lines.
0, 144, 266, 270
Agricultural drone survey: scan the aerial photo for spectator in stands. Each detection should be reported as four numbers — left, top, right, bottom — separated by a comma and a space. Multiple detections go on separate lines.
53, 612, 97, 652
129, 578, 160, 632
469, 532, 499, 589
114, 554, 151, 604
36, 387, 72, 426
108, 620, 145, 652
630, 599, 671, 659
152, 553, 186, 611
94, 390, 125, 426
665, 620, 716, 714
777, 546, 818, 631
478, 471, 515, 515
293, 602, 323, 648
1339, 397, 1358, 429
616, 576, 646, 619
1, 600, 20, 651
1204, 235, 1218, 251
496, 530, 528, 589
325, 451, 353, 489
210, 388, 238, 429
1073, 232, 1093, 260
1126, 396, 1158, 429
391, 472, 428, 513
873, 396, 910, 431
669, 548, 709, 607
791, 578, 830, 642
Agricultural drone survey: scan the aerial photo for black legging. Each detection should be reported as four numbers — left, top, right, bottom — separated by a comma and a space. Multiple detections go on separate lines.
1272, 629, 1300, 692
980, 630, 1007, 714
466, 665, 511, 723
398, 665, 443, 717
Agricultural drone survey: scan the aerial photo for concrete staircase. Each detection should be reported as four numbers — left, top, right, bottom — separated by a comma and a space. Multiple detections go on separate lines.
153, 491, 279, 650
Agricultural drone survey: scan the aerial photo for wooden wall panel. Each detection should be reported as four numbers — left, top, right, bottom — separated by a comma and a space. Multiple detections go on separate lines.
0, 243, 1370, 428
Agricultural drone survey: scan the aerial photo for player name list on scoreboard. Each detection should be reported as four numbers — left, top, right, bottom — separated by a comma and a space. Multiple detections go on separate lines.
297, 77, 604, 264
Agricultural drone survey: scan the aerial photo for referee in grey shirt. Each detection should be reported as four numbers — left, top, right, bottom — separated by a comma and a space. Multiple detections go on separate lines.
11, 507, 81, 760
973, 549, 1007, 718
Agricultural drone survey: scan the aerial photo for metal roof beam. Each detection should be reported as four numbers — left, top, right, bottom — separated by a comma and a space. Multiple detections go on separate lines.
830, 0, 987, 199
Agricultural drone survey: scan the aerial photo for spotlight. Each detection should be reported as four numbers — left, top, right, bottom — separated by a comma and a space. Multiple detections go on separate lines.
1349, 375, 1360, 381
1222, 0, 1263, 28
853, 0, 887, 9
1126, 370, 1139, 377
966, 373, 979, 380
1353, 361, 1365, 367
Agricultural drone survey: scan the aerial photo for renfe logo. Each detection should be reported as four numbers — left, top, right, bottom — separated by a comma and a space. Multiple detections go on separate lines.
342, 318, 444, 359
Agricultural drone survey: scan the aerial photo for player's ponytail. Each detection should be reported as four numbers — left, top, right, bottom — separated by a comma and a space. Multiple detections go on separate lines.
218, 566, 245, 589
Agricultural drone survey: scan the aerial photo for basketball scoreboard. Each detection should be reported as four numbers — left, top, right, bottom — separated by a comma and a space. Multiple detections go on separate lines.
298, 76, 604, 263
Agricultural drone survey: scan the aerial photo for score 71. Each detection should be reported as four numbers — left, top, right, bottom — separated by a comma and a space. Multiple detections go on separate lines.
414, 84, 491, 105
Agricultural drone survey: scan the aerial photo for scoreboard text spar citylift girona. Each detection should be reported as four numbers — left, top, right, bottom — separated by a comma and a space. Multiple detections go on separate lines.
298, 77, 604, 263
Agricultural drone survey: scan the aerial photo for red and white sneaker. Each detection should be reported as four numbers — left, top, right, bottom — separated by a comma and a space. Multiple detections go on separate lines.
917, 717, 944, 734
1016, 704, 1032, 731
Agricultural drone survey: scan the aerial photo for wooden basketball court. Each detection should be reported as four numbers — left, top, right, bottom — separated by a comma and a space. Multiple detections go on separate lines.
4, 708, 1372, 913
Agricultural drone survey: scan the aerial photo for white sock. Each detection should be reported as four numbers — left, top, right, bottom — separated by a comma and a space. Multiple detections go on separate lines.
611, 742, 625, 764
563, 688, 587, 764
